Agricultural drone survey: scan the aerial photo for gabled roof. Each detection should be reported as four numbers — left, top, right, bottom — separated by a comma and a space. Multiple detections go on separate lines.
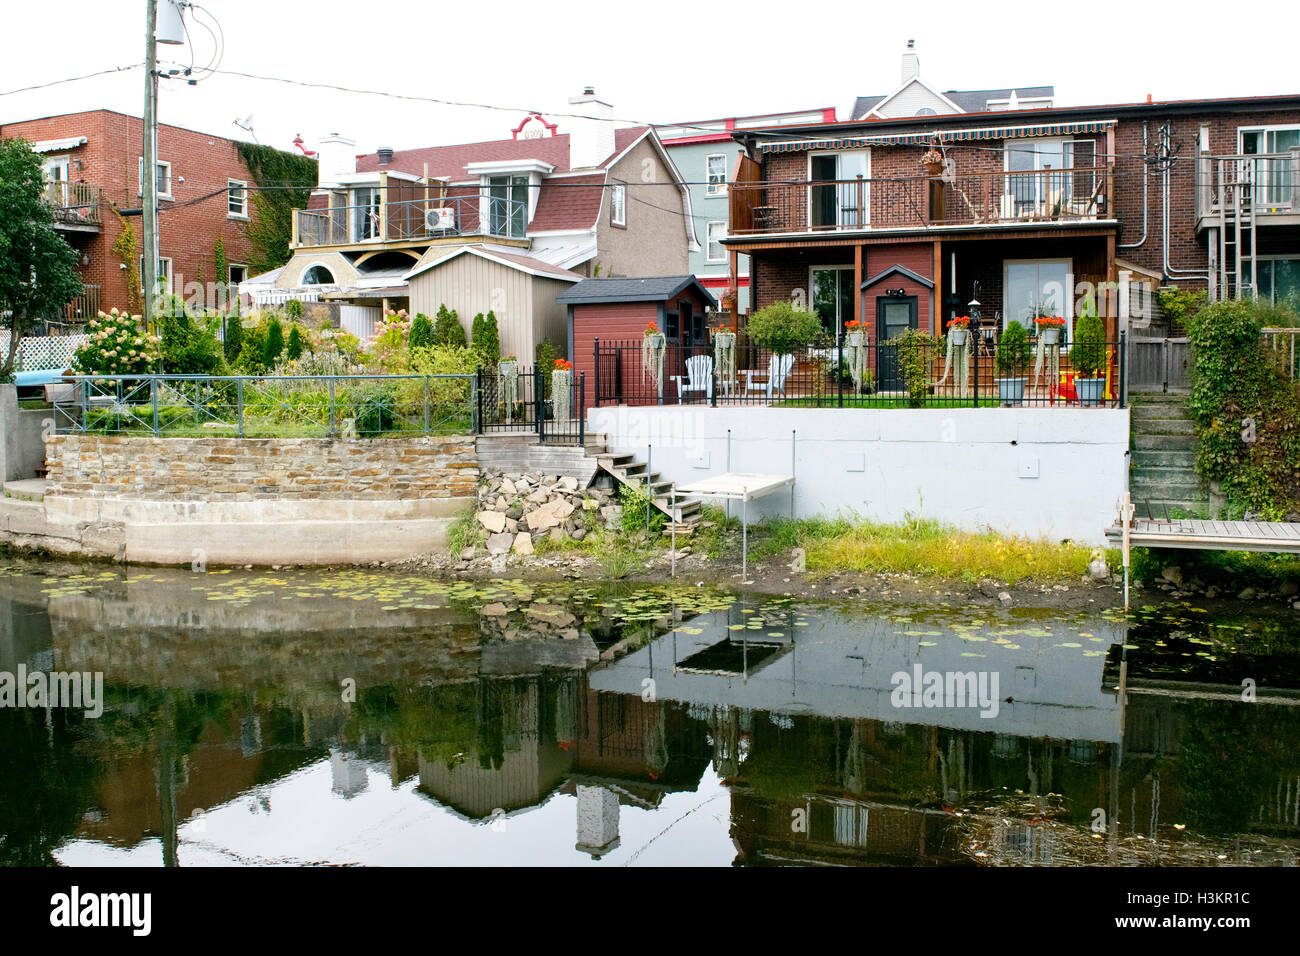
404, 244, 583, 283
556, 275, 718, 307
852, 85, 1054, 120
860, 264, 933, 290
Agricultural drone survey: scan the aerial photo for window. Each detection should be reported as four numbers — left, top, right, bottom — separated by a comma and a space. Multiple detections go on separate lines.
1003, 139, 1096, 218
300, 264, 336, 285
809, 151, 869, 228
139, 255, 173, 293
610, 182, 626, 226
138, 158, 172, 198
706, 221, 727, 262
487, 174, 528, 237
1003, 259, 1072, 338
352, 186, 381, 241
706, 153, 727, 196
228, 264, 247, 286
227, 179, 248, 218
1245, 257, 1300, 308
1239, 125, 1300, 209
810, 265, 855, 336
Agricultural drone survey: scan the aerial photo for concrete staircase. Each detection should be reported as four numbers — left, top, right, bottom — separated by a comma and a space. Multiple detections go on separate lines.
1129, 393, 1209, 518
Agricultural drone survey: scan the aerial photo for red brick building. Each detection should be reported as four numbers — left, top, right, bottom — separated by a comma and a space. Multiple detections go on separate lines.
724, 94, 1300, 347
0, 109, 260, 319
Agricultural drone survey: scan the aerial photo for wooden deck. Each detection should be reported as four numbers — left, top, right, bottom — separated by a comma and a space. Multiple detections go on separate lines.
1105, 517, 1300, 553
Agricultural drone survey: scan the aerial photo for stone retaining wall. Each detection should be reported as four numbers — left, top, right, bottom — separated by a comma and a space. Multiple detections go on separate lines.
45, 434, 477, 501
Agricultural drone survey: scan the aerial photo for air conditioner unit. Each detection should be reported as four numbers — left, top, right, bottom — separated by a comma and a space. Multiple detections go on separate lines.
425, 207, 456, 231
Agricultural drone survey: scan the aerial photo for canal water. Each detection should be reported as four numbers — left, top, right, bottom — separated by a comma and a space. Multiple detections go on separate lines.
2, 558, 1298, 867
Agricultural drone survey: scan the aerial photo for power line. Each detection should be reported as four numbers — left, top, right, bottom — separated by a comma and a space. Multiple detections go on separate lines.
0, 63, 142, 98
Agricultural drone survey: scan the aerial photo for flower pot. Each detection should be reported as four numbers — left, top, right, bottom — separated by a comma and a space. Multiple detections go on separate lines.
845, 330, 866, 348
948, 328, 969, 347
1076, 377, 1106, 406
997, 377, 1027, 405
923, 161, 944, 176
1038, 327, 1061, 346
497, 360, 517, 376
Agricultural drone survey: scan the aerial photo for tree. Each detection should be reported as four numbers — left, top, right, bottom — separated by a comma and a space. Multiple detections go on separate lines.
0, 138, 83, 380
287, 324, 304, 361
746, 301, 821, 356
433, 304, 466, 346
472, 310, 500, 364
233, 143, 317, 275
223, 312, 243, 363
409, 312, 433, 351
263, 315, 285, 368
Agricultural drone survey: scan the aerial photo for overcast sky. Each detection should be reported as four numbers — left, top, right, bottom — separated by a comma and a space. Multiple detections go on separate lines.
2, 0, 1297, 157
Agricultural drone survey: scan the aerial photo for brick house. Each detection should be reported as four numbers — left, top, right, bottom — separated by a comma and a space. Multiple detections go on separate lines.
0, 108, 259, 319
263, 88, 698, 348
722, 90, 1300, 356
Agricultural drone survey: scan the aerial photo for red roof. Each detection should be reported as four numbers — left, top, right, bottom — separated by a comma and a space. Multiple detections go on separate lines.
528, 173, 604, 232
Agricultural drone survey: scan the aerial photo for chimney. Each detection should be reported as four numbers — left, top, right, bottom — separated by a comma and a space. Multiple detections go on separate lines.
377, 147, 394, 165
566, 87, 616, 170
315, 133, 356, 190
901, 39, 920, 84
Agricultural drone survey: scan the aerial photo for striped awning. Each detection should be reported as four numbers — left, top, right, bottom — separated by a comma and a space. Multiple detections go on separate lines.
30, 136, 87, 153
758, 120, 1115, 152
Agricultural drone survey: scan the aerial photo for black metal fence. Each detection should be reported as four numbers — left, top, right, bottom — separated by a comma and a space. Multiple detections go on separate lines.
478, 365, 586, 444
593, 332, 1128, 409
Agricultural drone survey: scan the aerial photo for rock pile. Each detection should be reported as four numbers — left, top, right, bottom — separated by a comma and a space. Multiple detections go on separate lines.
475, 472, 622, 556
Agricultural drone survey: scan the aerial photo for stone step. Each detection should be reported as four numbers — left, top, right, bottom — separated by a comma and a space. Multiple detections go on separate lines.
1131, 449, 1197, 469
3, 479, 47, 503
1131, 478, 1205, 501
1133, 420, 1196, 438
1131, 403, 1195, 422
1132, 391, 1192, 403
1133, 433, 1197, 451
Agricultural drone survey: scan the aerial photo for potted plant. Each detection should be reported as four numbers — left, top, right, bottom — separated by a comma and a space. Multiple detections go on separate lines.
551, 358, 573, 420
498, 354, 518, 422
995, 319, 1032, 405
720, 288, 738, 313
641, 321, 666, 397
947, 315, 971, 347
921, 146, 944, 177
1072, 312, 1108, 405
1034, 315, 1065, 346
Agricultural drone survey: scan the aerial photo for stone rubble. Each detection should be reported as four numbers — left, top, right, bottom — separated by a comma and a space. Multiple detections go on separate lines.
474, 472, 620, 556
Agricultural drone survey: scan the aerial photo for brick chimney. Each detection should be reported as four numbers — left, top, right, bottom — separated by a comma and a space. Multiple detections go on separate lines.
902, 39, 920, 84
566, 87, 615, 170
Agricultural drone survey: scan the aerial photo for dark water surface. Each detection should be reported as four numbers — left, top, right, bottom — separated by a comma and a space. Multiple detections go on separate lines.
2, 559, 1298, 867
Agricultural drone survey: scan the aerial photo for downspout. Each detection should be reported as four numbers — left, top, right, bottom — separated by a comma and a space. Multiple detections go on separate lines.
1117, 122, 1148, 250
1160, 123, 1208, 280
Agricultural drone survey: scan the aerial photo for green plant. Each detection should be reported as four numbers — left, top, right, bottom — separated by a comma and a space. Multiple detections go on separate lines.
619, 480, 666, 536
263, 316, 285, 368
890, 327, 937, 408
157, 304, 223, 374
350, 383, 398, 436
409, 312, 433, 351
72, 309, 159, 375
236, 323, 268, 374
233, 142, 318, 274
213, 237, 228, 307
286, 325, 304, 361
471, 310, 501, 366
284, 297, 304, 320
110, 209, 142, 313
746, 301, 822, 356
223, 313, 243, 363
535, 339, 561, 376
995, 319, 1032, 376
1072, 312, 1107, 378
432, 304, 466, 346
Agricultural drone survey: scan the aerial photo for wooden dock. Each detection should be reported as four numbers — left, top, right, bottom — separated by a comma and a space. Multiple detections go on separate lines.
1105, 517, 1300, 553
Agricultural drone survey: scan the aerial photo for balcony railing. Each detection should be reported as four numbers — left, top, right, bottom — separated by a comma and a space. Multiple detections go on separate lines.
728, 167, 1111, 236
43, 181, 103, 228
64, 284, 101, 321
294, 194, 529, 248
1198, 152, 1300, 220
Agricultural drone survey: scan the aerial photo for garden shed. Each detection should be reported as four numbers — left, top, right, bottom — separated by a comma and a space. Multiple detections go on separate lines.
404, 245, 581, 363
560, 275, 718, 410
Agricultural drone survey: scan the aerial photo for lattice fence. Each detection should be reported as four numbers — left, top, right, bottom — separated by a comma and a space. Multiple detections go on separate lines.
0, 333, 90, 371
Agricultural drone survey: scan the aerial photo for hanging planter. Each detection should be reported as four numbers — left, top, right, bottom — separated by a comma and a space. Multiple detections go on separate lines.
713, 327, 736, 396
937, 316, 971, 396
843, 320, 869, 393
921, 146, 945, 177
498, 356, 518, 423
552, 359, 572, 421
642, 322, 666, 397
1033, 316, 1065, 392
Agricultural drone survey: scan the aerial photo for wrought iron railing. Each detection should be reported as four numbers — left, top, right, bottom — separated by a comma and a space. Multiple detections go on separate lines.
43, 181, 103, 227
294, 193, 530, 247
478, 365, 586, 445
52, 374, 478, 437
592, 333, 1127, 409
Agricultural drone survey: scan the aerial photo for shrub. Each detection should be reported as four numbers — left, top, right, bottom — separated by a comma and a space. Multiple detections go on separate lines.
350, 383, 398, 436
890, 327, 937, 408
158, 308, 223, 374
223, 312, 243, 363
1072, 313, 1107, 378
287, 325, 304, 361
478, 311, 501, 362
72, 309, 159, 375
619, 479, 666, 536
236, 324, 268, 374
995, 319, 1031, 377
746, 301, 822, 356
535, 339, 560, 376
284, 297, 304, 320
433, 304, 466, 346
409, 312, 433, 351
263, 316, 285, 368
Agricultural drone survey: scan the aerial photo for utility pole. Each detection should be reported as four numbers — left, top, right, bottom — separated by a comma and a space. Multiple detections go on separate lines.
142, 0, 158, 323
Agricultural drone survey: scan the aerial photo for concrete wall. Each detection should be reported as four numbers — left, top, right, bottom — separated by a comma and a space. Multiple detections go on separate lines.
0, 386, 48, 481
8, 434, 479, 565
587, 405, 1129, 544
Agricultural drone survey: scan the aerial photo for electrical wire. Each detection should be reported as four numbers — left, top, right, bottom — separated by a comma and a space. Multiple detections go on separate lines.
0, 63, 141, 98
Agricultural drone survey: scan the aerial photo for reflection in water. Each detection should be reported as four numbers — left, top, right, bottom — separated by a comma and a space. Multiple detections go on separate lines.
1, 561, 1298, 867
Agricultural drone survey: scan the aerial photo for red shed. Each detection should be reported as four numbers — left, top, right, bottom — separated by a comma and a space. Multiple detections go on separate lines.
560, 275, 718, 411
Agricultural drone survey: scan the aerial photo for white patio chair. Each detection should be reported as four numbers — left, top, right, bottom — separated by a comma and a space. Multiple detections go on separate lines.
745, 353, 795, 401
671, 354, 714, 402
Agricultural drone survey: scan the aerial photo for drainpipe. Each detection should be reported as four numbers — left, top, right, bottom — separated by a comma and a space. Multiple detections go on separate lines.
1159, 124, 1208, 281
1117, 122, 1148, 250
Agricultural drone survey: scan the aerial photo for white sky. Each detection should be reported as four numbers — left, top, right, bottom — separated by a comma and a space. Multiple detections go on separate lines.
2, 0, 1297, 157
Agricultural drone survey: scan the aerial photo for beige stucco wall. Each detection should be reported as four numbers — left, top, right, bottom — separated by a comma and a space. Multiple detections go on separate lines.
276, 251, 360, 289
596, 137, 692, 278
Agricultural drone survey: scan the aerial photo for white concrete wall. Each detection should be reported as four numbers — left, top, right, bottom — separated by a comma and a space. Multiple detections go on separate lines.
587, 405, 1129, 544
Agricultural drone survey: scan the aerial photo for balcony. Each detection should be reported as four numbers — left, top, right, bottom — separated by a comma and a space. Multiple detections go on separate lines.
727, 167, 1112, 238
44, 181, 103, 230
293, 194, 529, 249
1197, 151, 1300, 228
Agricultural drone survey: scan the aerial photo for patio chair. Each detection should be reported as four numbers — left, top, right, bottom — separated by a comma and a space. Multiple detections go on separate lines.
744, 353, 795, 401
671, 354, 714, 402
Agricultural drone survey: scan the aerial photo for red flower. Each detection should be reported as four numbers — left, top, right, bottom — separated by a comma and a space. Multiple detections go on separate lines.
644, 322, 660, 335
949, 316, 971, 329
553, 358, 573, 371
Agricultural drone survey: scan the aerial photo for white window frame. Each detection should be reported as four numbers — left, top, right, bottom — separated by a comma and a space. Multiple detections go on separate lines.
227, 179, 249, 219
138, 157, 173, 199
705, 221, 727, 263
806, 149, 870, 229
1002, 258, 1073, 339
610, 182, 626, 227
1236, 123, 1300, 154
705, 153, 728, 196
140, 255, 174, 293
228, 263, 248, 285
808, 264, 856, 338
